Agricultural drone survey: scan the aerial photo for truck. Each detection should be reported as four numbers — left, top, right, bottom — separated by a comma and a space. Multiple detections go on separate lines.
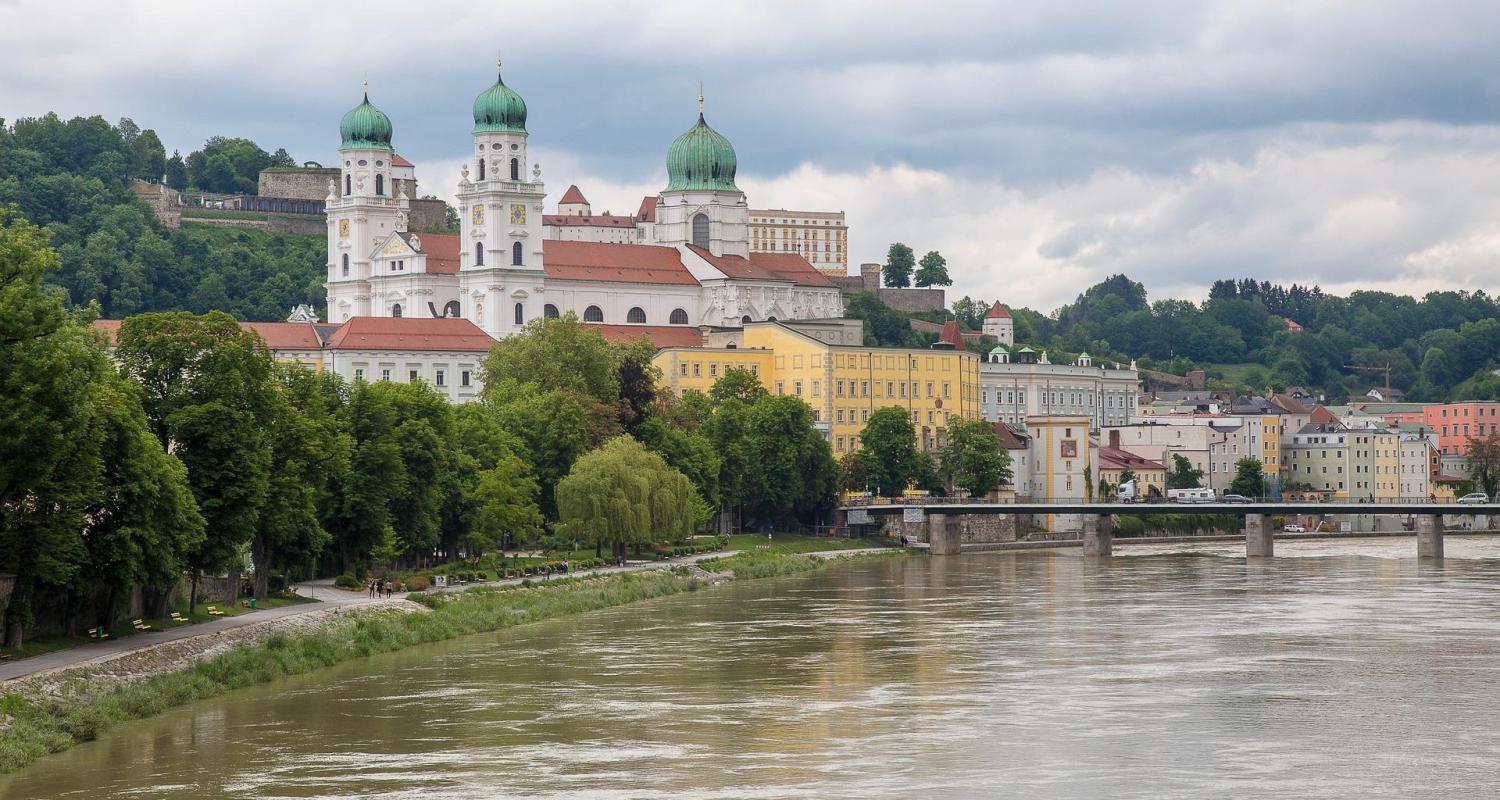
1117, 479, 1140, 503
1167, 487, 1215, 504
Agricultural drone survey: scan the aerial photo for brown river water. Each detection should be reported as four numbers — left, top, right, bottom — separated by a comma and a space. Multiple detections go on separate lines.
5, 536, 1500, 798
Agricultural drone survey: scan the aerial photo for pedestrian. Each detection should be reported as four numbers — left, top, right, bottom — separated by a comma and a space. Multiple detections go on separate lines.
376, 577, 385, 597
367, 578, 376, 598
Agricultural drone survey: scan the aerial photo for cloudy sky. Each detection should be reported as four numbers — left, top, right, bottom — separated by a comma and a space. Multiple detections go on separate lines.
4, 0, 1500, 310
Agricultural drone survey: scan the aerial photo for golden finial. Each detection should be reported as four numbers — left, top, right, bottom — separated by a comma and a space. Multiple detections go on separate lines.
698, 81, 705, 114
497, 52, 503, 75
362, 72, 368, 97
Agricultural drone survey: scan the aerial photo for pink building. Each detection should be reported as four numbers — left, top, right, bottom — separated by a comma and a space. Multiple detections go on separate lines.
1422, 402, 1500, 456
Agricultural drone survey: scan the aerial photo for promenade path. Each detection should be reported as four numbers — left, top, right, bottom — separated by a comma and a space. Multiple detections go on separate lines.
0, 549, 812, 684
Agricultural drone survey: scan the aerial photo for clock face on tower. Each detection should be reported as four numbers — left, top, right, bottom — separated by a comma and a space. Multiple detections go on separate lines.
338, 219, 349, 238
510, 204, 526, 225
472, 205, 484, 226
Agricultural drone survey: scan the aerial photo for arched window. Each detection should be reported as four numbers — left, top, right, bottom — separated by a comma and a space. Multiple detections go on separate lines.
510, 158, 520, 180
512, 241, 523, 266
392, 303, 403, 318
375, 174, 384, 195
627, 307, 647, 324
474, 243, 484, 266
691, 213, 710, 248
544, 304, 559, 319
514, 303, 524, 325
344, 175, 351, 195
478, 158, 485, 180
341, 253, 349, 277
669, 308, 689, 325
442, 300, 461, 318
583, 305, 604, 323
741, 315, 752, 324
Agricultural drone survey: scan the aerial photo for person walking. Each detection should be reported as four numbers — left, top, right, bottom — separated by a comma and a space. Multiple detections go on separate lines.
367, 578, 376, 598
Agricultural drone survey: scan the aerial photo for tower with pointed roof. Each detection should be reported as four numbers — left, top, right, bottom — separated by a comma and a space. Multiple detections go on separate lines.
982, 300, 1014, 345
327, 85, 406, 321
653, 90, 749, 258
456, 59, 547, 338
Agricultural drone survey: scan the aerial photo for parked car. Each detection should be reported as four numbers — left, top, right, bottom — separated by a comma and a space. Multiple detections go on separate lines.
1457, 492, 1489, 505
1283, 523, 1307, 533
1220, 493, 1252, 504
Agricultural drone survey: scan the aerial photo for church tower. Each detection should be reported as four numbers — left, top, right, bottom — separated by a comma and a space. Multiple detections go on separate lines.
326, 86, 403, 321
457, 60, 547, 339
654, 92, 749, 258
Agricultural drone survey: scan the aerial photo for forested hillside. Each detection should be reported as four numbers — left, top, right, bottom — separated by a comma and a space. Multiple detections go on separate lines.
0, 113, 326, 320
948, 274, 1500, 402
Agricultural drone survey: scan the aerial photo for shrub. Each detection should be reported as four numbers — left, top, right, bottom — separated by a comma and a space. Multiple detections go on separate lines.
406, 576, 430, 592
333, 573, 360, 590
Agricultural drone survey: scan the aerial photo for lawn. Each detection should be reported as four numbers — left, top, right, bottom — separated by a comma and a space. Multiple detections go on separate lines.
724, 532, 882, 554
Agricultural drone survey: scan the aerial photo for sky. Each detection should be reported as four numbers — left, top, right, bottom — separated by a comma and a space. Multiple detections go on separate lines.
4, 0, 1500, 311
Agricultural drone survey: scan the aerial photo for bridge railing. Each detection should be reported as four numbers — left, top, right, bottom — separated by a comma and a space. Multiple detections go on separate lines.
840, 494, 1482, 508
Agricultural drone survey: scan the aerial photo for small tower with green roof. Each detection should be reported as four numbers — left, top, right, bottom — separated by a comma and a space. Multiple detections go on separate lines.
328, 82, 403, 321
456, 59, 548, 340
653, 87, 750, 258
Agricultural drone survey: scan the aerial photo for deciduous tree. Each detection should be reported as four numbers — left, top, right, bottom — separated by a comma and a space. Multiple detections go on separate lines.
938, 417, 1011, 497
883, 243, 914, 288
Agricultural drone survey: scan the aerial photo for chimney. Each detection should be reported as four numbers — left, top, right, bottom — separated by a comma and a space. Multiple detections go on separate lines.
1109, 429, 1120, 450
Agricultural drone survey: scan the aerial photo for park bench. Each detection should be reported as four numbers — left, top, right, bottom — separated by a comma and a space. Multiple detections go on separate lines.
205, 606, 225, 617
131, 618, 155, 632
86, 626, 109, 639
169, 612, 189, 625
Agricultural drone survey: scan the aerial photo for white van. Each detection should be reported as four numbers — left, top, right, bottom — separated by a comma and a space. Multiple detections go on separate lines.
1167, 488, 1215, 504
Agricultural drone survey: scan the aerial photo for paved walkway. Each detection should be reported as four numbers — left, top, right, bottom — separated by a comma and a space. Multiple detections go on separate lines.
0, 549, 781, 684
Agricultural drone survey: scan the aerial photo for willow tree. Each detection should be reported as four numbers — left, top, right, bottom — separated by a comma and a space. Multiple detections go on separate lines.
555, 436, 700, 560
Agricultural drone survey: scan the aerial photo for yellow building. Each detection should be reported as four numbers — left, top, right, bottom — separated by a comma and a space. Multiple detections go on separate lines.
654, 320, 981, 454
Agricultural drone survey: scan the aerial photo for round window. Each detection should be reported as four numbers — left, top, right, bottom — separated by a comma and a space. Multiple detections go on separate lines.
492, 143, 503, 150
376, 160, 384, 167
510, 143, 519, 150
357, 159, 368, 166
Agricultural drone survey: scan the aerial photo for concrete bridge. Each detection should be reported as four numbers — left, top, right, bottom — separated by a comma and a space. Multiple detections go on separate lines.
843, 501, 1500, 560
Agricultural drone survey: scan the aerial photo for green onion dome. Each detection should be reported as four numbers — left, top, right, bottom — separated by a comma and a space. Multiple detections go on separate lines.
339, 93, 394, 151
473, 69, 528, 133
665, 113, 739, 192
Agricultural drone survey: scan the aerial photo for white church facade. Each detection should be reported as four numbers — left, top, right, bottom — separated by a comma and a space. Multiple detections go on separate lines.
325, 67, 842, 340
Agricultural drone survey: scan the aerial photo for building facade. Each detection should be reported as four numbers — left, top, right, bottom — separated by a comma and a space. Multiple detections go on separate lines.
979, 348, 1139, 431
1421, 401, 1500, 456
748, 209, 848, 276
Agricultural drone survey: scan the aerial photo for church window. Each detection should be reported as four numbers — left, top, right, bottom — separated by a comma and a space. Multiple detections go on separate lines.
391, 303, 403, 317
474, 243, 484, 266
341, 253, 349, 276
691, 214, 710, 248
627, 307, 647, 324
741, 315, 752, 324
584, 305, 604, 323
344, 175, 351, 195
514, 302, 524, 325
478, 159, 486, 180
669, 308, 688, 325
375, 174, 384, 195
544, 304, 559, 319
510, 158, 520, 180
512, 241, 523, 266
443, 300, 460, 318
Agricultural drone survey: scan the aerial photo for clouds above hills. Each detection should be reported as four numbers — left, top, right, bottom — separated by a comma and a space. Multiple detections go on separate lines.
3, 1, 1499, 308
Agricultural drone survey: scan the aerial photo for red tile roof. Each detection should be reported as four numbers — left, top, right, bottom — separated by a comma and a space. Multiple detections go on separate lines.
1310, 405, 1338, 424
1097, 445, 1166, 472
939, 320, 963, 348
92, 319, 324, 350
542, 214, 636, 228
324, 317, 494, 352
636, 195, 658, 222
747, 251, 836, 288
391, 153, 414, 168
986, 300, 1011, 319
542, 240, 699, 285
686, 244, 768, 280
992, 421, 1029, 450
93, 319, 123, 344
559, 184, 588, 205
407, 232, 460, 274
585, 324, 703, 349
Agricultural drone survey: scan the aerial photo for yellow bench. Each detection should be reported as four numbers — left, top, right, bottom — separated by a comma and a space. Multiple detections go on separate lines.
131, 618, 154, 632
205, 606, 225, 617
86, 626, 109, 639
169, 612, 189, 624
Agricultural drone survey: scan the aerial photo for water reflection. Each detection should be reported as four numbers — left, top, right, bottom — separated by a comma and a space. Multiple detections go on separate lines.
7, 538, 1500, 798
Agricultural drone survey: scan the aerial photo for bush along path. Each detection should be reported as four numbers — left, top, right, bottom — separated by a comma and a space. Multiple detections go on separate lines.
0, 548, 894, 775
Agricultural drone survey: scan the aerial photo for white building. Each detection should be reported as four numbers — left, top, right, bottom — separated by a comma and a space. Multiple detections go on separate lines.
1398, 432, 1434, 499
748, 209, 848, 276
981, 301, 1013, 346
980, 347, 1139, 431
326, 68, 842, 337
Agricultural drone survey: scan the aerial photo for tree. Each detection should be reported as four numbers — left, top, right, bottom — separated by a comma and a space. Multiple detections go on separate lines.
883, 243, 915, 288
742, 395, 837, 527
1229, 457, 1266, 498
914, 250, 951, 287
615, 337, 658, 435
938, 417, 1011, 497
482, 313, 617, 406
164, 150, 188, 190
1466, 431, 1500, 498
467, 453, 543, 554
952, 296, 990, 330
859, 407, 921, 496
1167, 454, 1204, 490
710, 367, 767, 405
556, 436, 700, 559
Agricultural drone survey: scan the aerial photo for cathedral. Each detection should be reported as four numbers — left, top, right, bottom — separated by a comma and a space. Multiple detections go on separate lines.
324, 65, 843, 340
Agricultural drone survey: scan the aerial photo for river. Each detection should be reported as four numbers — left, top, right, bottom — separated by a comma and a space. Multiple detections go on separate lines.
7, 537, 1500, 798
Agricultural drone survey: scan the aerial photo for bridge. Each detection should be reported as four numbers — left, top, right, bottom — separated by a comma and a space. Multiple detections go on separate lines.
840, 499, 1500, 560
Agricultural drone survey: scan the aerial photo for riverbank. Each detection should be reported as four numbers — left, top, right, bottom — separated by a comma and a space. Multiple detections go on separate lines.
0, 548, 891, 775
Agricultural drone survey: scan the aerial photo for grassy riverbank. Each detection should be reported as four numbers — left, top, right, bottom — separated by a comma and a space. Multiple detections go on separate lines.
0, 549, 890, 775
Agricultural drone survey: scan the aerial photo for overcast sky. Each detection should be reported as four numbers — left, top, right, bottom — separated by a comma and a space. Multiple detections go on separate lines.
4, 0, 1500, 310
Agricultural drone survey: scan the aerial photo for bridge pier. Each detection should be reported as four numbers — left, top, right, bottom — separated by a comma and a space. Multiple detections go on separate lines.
1416, 513, 1443, 560
1082, 514, 1113, 557
929, 513, 961, 555
1245, 513, 1273, 558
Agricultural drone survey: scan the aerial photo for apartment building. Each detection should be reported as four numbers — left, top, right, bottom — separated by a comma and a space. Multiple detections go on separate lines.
748, 209, 849, 276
